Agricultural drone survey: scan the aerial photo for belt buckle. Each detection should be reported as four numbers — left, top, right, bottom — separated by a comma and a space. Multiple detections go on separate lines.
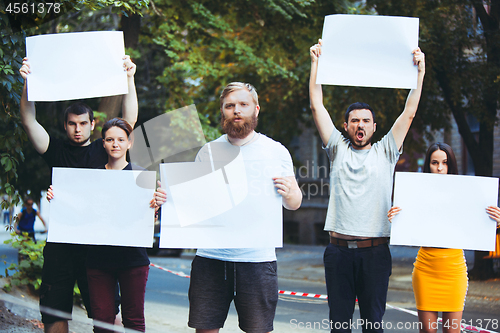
347, 241, 358, 249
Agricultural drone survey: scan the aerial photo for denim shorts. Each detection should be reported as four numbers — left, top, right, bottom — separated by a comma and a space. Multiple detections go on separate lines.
188, 256, 278, 333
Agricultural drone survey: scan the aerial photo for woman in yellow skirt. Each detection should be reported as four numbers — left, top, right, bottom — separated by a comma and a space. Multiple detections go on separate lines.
388, 142, 500, 333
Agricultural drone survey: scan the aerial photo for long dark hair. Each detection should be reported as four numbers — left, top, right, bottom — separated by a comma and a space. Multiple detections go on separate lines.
101, 118, 133, 139
423, 142, 458, 175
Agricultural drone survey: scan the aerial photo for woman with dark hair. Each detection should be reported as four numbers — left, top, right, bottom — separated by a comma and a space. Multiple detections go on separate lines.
388, 142, 500, 333
422, 142, 459, 175
48, 117, 167, 332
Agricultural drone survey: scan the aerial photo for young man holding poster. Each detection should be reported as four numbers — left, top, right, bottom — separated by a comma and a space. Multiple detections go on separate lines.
309, 40, 425, 332
187, 82, 302, 333
19, 56, 138, 333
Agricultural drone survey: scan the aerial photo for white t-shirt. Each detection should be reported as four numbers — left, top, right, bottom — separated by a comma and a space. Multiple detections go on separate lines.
323, 128, 401, 237
195, 133, 294, 262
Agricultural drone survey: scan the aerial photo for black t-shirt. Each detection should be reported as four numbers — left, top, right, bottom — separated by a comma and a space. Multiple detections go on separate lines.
86, 163, 150, 269
41, 136, 108, 248
41, 136, 108, 170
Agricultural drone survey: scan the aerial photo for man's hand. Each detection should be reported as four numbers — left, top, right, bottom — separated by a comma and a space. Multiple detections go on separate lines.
19, 58, 30, 80
412, 47, 425, 74
19, 56, 50, 154
391, 47, 426, 150
121, 55, 138, 128
123, 55, 136, 77
274, 177, 293, 198
309, 38, 335, 146
273, 176, 302, 210
310, 39, 322, 63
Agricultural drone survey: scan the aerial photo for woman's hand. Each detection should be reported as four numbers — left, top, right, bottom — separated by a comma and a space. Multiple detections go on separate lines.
150, 180, 167, 209
46, 185, 54, 202
387, 206, 401, 222
486, 206, 500, 228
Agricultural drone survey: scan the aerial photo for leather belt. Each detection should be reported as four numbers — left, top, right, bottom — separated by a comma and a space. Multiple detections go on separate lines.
330, 236, 389, 249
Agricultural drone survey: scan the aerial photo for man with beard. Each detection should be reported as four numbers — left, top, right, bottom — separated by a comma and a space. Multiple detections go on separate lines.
19, 56, 138, 333
187, 82, 302, 333
309, 40, 425, 333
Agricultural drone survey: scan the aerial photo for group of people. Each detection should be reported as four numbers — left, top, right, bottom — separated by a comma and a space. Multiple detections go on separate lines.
16, 37, 500, 333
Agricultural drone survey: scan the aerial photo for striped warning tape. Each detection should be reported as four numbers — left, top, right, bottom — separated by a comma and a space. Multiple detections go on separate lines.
460, 325, 498, 333
150, 263, 190, 278
150, 262, 499, 333
278, 290, 328, 299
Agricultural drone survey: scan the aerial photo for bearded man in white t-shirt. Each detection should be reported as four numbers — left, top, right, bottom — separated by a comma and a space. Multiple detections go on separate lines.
187, 82, 302, 333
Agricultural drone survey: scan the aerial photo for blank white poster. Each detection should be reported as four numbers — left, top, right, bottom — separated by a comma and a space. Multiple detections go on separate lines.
48, 168, 155, 247
391, 172, 498, 251
317, 14, 419, 89
26, 31, 128, 101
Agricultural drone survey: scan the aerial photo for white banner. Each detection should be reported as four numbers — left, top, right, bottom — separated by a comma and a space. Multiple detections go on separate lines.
317, 14, 419, 89
48, 167, 155, 247
26, 31, 128, 101
390, 172, 498, 251
159, 159, 283, 248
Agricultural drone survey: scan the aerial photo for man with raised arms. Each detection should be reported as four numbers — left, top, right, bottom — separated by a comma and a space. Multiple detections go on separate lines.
309, 40, 425, 332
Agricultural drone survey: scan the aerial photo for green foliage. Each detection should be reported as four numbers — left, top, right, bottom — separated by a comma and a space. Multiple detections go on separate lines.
0, 12, 27, 207
2, 232, 45, 292
365, 0, 500, 176
134, 0, 348, 149
5, 0, 480, 204
75, 0, 149, 13
93, 110, 109, 135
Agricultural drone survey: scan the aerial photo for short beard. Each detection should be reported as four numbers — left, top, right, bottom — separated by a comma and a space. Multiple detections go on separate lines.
221, 112, 258, 139
70, 135, 91, 146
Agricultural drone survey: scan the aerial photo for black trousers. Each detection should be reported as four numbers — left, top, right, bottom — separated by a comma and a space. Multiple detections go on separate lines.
324, 242, 392, 333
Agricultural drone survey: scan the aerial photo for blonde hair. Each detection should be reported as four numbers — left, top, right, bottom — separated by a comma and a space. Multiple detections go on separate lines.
220, 82, 259, 109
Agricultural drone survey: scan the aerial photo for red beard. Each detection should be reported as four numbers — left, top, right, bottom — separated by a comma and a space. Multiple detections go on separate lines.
221, 112, 258, 139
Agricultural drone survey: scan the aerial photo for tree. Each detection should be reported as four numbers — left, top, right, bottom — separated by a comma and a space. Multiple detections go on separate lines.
366, 0, 500, 279
0, 12, 28, 210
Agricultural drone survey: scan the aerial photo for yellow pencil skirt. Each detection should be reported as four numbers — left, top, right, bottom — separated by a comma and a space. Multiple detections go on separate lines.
412, 247, 468, 312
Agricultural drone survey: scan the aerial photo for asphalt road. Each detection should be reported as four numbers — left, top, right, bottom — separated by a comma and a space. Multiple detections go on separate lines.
147, 252, 422, 333
1, 229, 500, 333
